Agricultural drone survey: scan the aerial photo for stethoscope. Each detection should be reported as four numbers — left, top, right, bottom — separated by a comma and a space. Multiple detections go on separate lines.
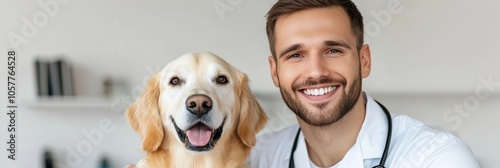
289, 100, 392, 168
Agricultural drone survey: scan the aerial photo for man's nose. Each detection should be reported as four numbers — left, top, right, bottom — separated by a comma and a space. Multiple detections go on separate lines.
305, 56, 329, 78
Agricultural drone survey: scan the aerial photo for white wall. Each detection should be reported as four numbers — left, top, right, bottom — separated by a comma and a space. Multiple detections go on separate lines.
0, 0, 499, 167
357, 0, 500, 93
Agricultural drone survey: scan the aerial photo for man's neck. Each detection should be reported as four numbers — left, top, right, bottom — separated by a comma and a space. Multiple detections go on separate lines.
298, 94, 366, 167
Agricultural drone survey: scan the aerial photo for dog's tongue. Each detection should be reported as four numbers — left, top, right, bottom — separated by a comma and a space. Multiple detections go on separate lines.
186, 124, 212, 146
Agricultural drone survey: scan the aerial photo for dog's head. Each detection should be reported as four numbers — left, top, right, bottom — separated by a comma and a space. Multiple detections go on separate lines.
126, 52, 267, 153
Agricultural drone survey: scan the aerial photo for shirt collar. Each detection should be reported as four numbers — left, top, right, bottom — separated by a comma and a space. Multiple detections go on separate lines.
293, 132, 311, 168
358, 92, 389, 160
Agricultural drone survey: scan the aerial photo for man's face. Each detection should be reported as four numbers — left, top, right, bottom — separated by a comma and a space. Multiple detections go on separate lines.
269, 7, 371, 126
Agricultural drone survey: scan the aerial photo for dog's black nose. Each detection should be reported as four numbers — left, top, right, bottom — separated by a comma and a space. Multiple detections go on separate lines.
186, 94, 212, 116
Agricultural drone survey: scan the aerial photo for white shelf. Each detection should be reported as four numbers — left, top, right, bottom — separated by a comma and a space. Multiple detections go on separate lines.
24, 96, 116, 109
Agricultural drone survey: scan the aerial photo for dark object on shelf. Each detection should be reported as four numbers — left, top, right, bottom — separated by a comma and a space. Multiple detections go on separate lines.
35, 57, 75, 97
49, 60, 63, 96
102, 76, 128, 98
60, 60, 75, 96
100, 156, 110, 168
43, 150, 54, 168
103, 77, 112, 97
35, 59, 50, 96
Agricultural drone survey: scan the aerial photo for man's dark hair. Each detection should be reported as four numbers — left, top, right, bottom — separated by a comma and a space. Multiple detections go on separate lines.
266, 0, 364, 59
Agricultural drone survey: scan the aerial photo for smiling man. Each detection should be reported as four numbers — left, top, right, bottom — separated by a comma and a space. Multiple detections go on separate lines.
248, 0, 479, 167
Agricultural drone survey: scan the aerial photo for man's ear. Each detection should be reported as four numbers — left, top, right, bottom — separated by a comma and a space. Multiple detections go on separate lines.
360, 44, 372, 78
268, 56, 279, 87
125, 73, 164, 152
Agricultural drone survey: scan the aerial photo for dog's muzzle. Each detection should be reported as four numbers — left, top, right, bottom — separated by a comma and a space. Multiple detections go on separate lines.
171, 116, 225, 152
171, 94, 224, 152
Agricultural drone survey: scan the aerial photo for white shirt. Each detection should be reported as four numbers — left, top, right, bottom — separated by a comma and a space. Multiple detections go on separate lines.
249, 94, 479, 168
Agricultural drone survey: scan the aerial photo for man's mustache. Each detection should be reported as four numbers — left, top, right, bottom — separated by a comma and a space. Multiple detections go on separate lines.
292, 76, 347, 91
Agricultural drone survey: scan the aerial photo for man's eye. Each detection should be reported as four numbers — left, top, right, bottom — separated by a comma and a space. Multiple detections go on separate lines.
288, 54, 301, 59
216, 75, 228, 84
170, 77, 180, 85
327, 49, 342, 54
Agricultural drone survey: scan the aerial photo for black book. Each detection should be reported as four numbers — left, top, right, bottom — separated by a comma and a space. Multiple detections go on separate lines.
35, 59, 50, 96
49, 59, 63, 96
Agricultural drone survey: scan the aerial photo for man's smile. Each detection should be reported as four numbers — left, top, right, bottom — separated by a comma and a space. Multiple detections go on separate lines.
301, 86, 336, 96
298, 85, 340, 101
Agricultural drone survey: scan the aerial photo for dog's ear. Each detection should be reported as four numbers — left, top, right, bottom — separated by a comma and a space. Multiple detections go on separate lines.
236, 72, 268, 147
126, 73, 164, 152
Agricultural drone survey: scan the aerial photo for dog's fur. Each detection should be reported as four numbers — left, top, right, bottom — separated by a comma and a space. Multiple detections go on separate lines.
126, 53, 267, 168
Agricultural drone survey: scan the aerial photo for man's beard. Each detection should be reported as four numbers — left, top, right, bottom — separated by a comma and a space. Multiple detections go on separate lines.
279, 74, 362, 126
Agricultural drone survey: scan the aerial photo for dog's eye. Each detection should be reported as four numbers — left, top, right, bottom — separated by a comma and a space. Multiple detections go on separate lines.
216, 75, 228, 84
170, 77, 180, 86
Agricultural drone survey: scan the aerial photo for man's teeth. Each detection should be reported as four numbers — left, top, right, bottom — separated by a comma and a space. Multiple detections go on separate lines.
303, 86, 336, 96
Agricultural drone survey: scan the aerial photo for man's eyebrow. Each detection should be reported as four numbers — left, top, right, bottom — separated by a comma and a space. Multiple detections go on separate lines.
324, 40, 351, 50
278, 44, 303, 59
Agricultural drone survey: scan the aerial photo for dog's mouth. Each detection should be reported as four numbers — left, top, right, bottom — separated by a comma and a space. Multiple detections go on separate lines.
171, 116, 225, 152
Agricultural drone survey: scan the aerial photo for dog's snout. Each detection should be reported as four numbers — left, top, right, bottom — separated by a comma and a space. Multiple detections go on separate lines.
186, 94, 212, 116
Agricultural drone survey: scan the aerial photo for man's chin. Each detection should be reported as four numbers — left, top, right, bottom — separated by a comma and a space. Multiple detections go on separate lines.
295, 107, 343, 126
298, 116, 339, 126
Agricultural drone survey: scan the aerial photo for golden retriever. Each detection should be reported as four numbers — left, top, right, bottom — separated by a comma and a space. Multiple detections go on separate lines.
126, 52, 267, 168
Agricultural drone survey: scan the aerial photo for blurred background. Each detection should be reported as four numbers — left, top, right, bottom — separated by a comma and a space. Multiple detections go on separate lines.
0, 0, 499, 167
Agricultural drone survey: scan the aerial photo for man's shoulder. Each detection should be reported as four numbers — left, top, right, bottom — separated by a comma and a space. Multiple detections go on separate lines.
248, 124, 300, 167
390, 115, 479, 167
392, 114, 463, 144
253, 124, 299, 153
257, 124, 300, 143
